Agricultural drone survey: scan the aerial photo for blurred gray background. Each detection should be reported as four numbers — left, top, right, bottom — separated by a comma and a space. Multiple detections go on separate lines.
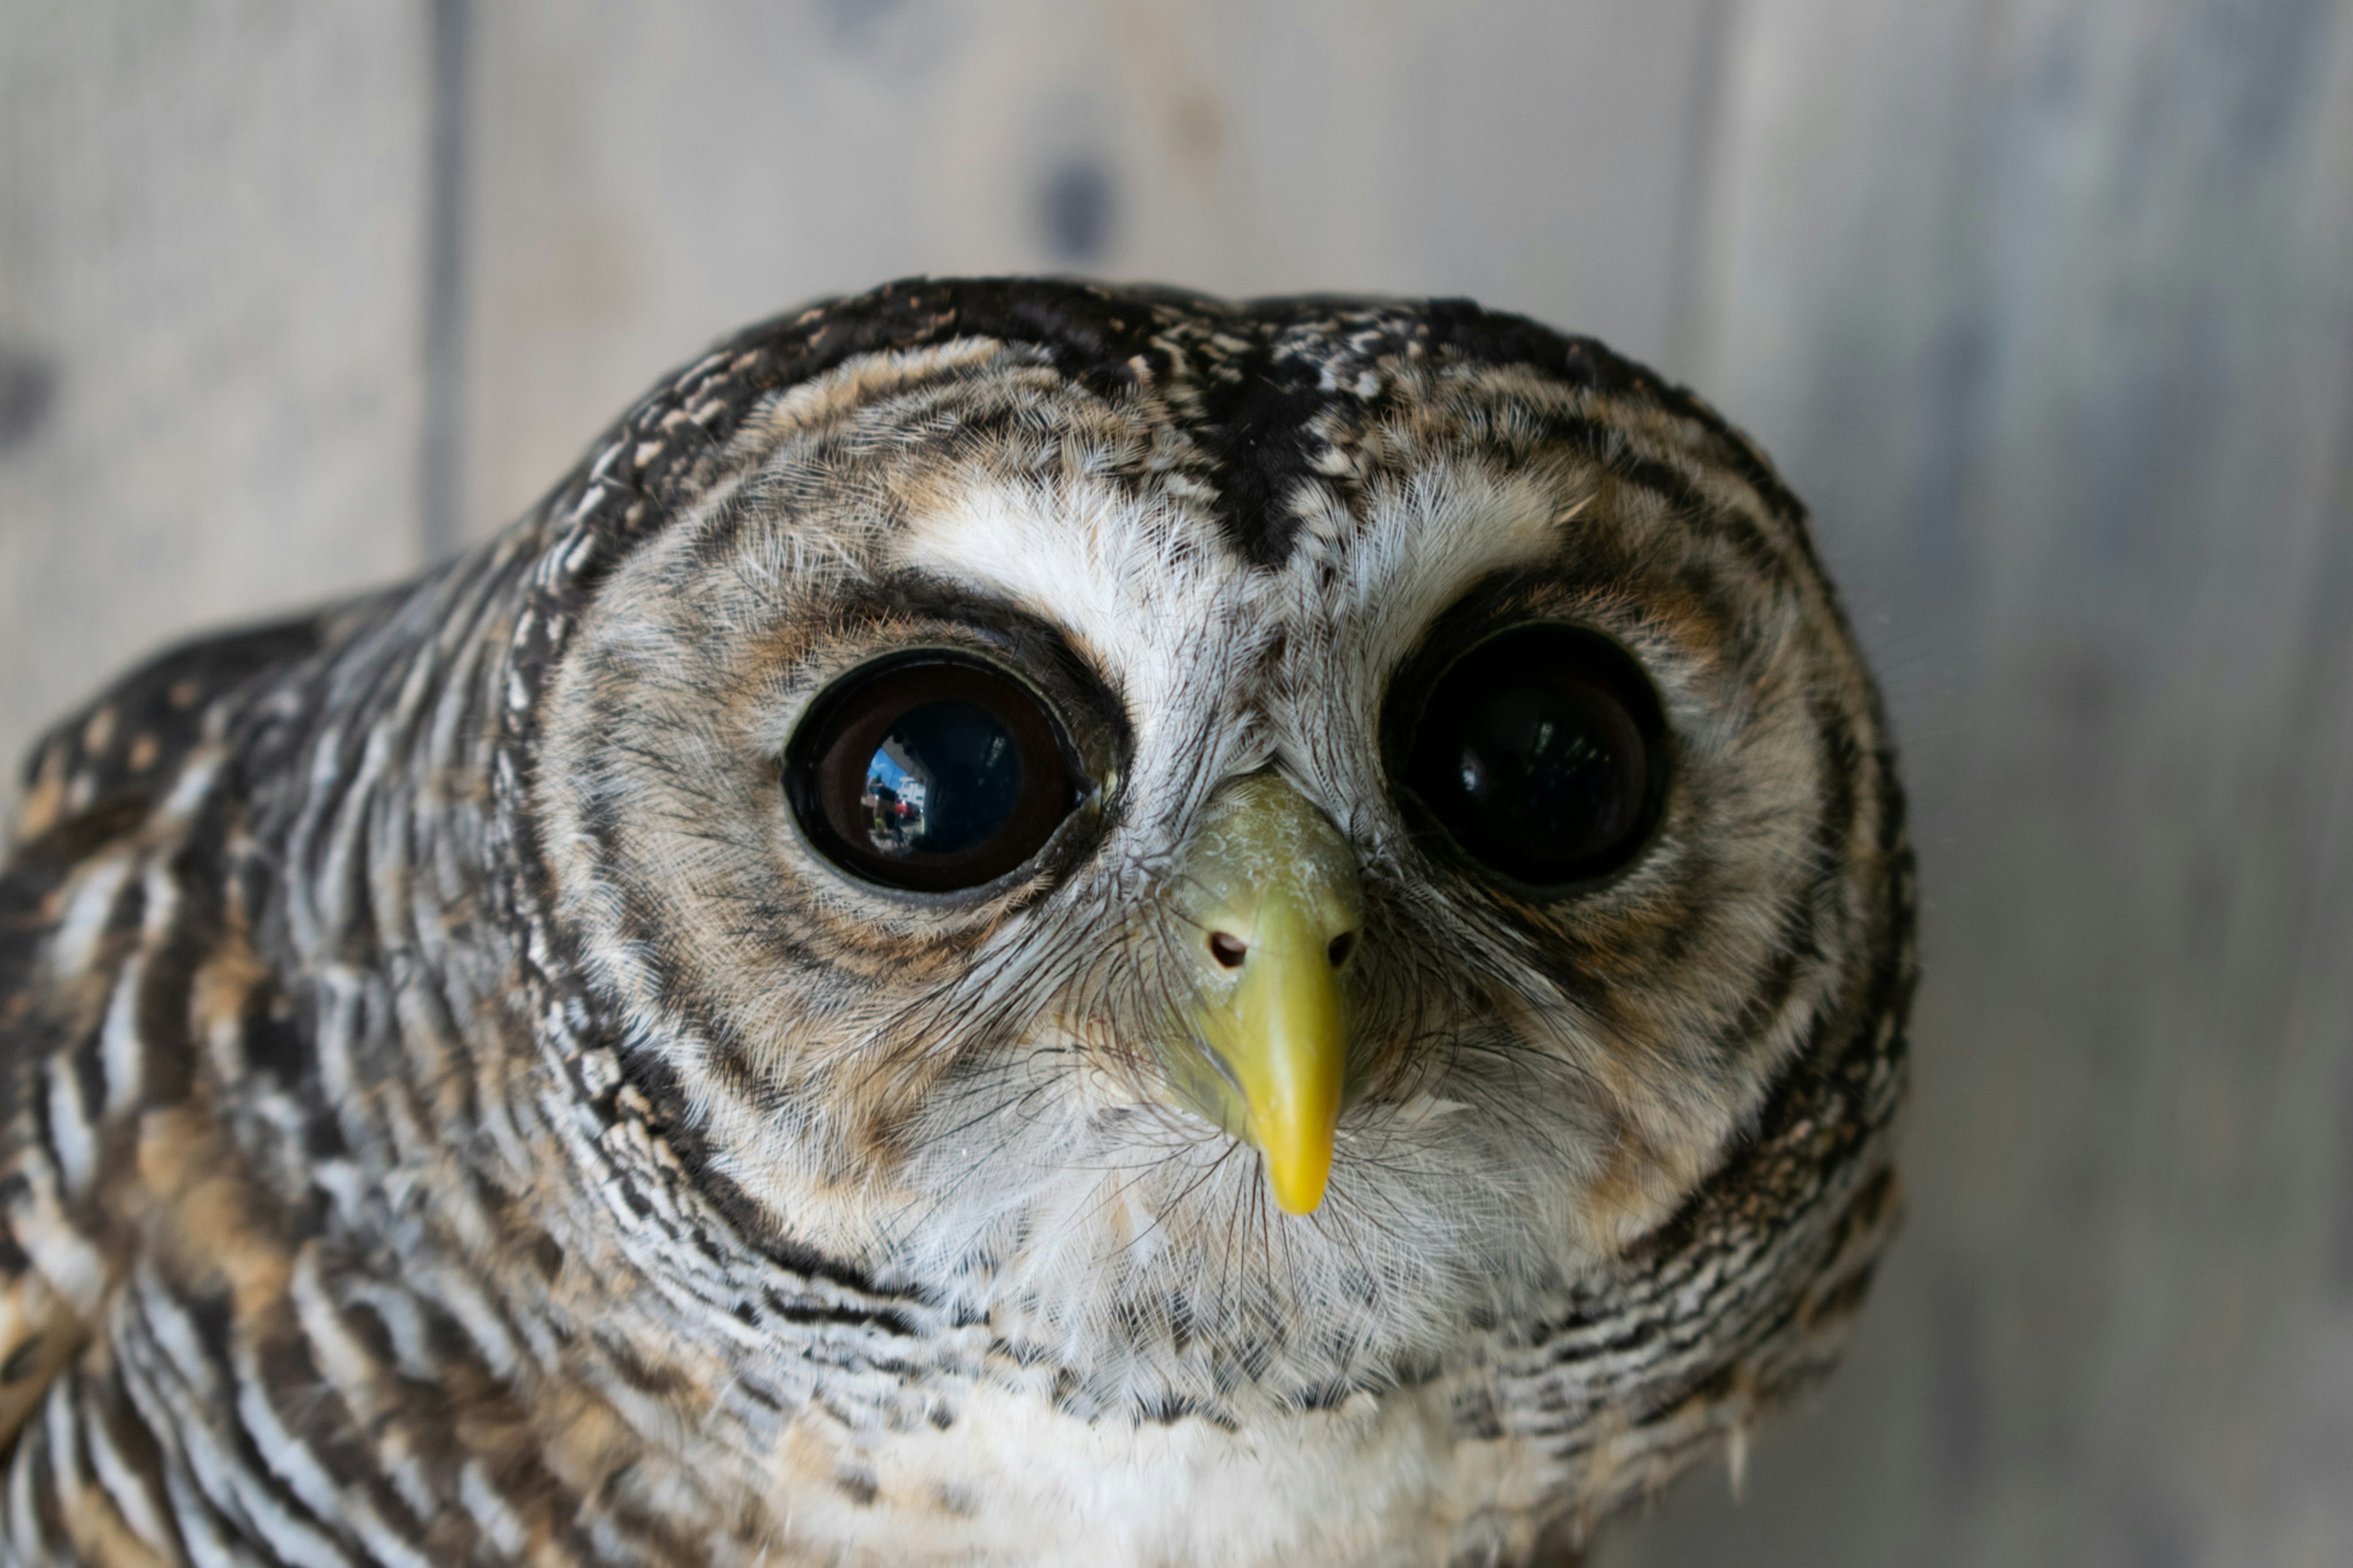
3, 2, 2349, 1563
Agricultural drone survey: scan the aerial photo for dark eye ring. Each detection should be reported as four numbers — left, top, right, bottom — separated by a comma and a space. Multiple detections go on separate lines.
1387, 622, 1669, 893
784, 653, 1089, 894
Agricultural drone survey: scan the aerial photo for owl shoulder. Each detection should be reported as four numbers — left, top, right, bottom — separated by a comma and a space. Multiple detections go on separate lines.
9, 616, 334, 850
0, 613, 335, 1445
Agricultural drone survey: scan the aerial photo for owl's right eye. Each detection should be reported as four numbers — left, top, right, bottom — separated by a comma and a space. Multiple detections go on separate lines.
784, 654, 1087, 894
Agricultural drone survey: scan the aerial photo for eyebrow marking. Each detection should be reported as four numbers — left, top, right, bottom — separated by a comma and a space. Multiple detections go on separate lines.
1292, 458, 1591, 686
892, 475, 1268, 767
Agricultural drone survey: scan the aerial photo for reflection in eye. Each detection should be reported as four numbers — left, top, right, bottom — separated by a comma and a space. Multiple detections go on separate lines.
853, 701, 1023, 860
862, 743, 928, 852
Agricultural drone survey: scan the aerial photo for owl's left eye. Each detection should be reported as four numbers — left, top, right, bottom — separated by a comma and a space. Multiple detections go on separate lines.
1387, 621, 1669, 893
784, 654, 1086, 893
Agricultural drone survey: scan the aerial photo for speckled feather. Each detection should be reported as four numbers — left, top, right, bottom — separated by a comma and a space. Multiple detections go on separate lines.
0, 279, 1912, 1567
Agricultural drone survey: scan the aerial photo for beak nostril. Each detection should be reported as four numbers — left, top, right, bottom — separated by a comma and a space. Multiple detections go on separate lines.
1208, 931, 1249, 969
1327, 931, 1357, 968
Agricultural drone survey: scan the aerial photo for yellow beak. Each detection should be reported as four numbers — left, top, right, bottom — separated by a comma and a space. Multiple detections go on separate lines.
1164, 774, 1363, 1216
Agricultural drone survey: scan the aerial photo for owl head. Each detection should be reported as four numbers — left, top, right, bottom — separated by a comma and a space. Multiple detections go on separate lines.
516, 279, 1909, 1416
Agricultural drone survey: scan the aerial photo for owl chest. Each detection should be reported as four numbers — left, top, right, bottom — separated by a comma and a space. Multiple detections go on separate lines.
771, 1373, 1558, 1568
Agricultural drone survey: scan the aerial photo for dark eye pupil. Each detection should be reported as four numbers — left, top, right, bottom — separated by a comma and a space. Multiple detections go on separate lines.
1395, 625, 1665, 889
860, 701, 1023, 857
1453, 688, 1629, 842
786, 656, 1083, 893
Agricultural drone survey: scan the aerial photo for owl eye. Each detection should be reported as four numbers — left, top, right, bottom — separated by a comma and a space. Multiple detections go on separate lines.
784, 654, 1085, 893
1392, 624, 1668, 891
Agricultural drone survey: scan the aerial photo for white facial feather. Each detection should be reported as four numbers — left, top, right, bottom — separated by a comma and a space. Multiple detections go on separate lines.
891, 475, 1264, 784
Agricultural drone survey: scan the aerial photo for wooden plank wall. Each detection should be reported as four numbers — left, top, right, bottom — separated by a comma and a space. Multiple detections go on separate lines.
0, 1, 434, 791
2, 3, 2347, 1562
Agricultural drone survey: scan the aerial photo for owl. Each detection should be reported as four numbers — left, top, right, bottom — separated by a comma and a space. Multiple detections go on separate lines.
0, 279, 1911, 1567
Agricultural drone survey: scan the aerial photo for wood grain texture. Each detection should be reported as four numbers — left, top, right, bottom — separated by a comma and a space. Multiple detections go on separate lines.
1599, 1, 2353, 1563
0, 2, 434, 809
2, 1, 2348, 1561
458, 0, 1724, 531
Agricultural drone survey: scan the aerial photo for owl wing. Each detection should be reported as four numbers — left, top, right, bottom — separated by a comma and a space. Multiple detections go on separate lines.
0, 616, 329, 1446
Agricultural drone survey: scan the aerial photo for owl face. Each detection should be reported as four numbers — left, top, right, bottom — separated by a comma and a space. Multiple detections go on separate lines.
534, 315, 1890, 1408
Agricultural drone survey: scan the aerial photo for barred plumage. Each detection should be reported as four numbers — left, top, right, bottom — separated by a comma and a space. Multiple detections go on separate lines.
0, 279, 1912, 1566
